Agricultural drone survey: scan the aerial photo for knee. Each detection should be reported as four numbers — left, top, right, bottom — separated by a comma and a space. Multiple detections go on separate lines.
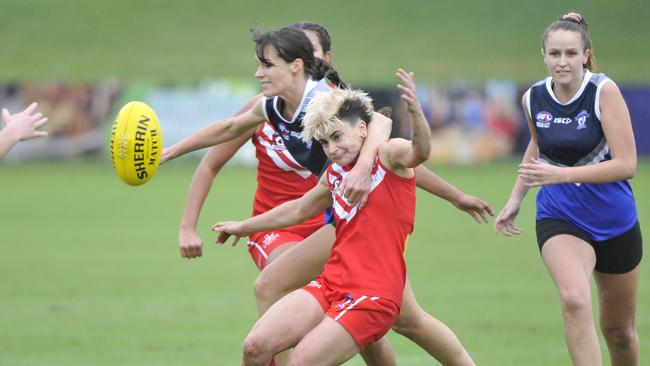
242, 333, 272, 365
557, 288, 591, 316
254, 273, 275, 307
391, 307, 423, 337
601, 323, 637, 349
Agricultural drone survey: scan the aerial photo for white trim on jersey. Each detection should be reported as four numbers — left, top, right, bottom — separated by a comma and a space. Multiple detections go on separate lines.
594, 78, 613, 121
328, 164, 355, 219
329, 162, 387, 222
545, 70, 593, 105
525, 89, 532, 120
271, 78, 320, 124
261, 97, 270, 121
330, 163, 348, 177
539, 139, 609, 168
577, 139, 610, 167
369, 165, 387, 193
258, 123, 313, 179
334, 200, 357, 223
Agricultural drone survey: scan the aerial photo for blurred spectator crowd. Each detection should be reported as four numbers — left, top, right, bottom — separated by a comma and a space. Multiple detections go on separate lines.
3, 79, 647, 163
0, 82, 122, 160
369, 79, 526, 164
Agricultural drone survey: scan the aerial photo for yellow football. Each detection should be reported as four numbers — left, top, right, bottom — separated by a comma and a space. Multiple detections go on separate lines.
109, 101, 163, 186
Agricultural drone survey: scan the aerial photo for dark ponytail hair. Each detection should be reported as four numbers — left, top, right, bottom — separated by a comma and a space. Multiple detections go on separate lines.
542, 12, 597, 71
252, 27, 347, 88
310, 58, 347, 89
290, 21, 332, 53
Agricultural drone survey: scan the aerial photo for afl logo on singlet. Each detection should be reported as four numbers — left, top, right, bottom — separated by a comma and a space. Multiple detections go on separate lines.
536, 111, 553, 128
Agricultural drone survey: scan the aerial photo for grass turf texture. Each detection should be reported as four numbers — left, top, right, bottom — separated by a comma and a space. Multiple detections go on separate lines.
1, 1, 649, 363
1, 0, 649, 85
1, 159, 648, 365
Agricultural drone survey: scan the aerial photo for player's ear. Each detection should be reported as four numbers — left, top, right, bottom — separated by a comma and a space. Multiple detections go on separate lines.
357, 119, 367, 138
323, 51, 333, 64
291, 58, 304, 73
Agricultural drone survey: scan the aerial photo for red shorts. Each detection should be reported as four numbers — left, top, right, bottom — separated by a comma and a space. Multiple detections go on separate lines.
302, 277, 400, 350
248, 230, 305, 270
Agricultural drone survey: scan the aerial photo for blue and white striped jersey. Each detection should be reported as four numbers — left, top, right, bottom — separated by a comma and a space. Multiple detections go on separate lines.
526, 71, 637, 240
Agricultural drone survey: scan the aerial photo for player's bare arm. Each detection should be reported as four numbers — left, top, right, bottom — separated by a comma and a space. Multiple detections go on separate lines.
161, 97, 265, 163
339, 111, 391, 208
177, 95, 261, 259
381, 69, 431, 173
0, 103, 48, 159
212, 176, 333, 245
494, 91, 537, 236
414, 165, 494, 223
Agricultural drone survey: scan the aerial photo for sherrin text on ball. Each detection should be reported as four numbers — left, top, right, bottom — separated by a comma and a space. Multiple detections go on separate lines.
109, 101, 162, 186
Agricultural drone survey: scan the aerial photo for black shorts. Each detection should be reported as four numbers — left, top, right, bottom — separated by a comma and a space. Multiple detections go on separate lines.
536, 219, 643, 274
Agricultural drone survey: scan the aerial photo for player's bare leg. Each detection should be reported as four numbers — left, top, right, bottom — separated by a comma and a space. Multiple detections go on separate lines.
260, 227, 334, 366
288, 317, 360, 365
594, 265, 640, 366
391, 279, 476, 365
360, 337, 397, 366
242, 290, 324, 366
542, 235, 601, 366
255, 225, 335, 315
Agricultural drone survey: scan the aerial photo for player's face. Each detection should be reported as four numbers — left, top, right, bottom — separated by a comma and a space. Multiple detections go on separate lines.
318, 120, 366, 166
255, 46, 300, 97
303, 30, 332, 63
543, 30, 590, 89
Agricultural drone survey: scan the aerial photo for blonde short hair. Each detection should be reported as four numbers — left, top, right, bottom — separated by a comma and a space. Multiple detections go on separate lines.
301, 89, 374, 142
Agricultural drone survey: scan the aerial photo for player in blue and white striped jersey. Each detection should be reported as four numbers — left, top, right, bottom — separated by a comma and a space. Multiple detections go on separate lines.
495, 12, 642, 366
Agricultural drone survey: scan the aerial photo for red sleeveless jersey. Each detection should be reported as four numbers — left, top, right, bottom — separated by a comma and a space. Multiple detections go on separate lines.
323, 156, 416, 303
251, 121, 323, 237
249, 78, 334, 237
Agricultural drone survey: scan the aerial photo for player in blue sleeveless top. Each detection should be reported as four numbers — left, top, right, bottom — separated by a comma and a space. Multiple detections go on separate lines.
495, 12, 642, 366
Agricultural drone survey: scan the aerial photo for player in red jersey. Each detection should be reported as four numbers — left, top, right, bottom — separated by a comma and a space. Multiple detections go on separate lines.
213, 69, 434, 365
161, 26, 399, 364
161, 26, 389, 270
171, 23, 337, 267
164, 24, 490, 365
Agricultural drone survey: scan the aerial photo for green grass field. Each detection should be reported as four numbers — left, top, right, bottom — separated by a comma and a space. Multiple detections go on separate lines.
1, 0, 649, 364
1, 0, 649, 84
1, 159, 648, 365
